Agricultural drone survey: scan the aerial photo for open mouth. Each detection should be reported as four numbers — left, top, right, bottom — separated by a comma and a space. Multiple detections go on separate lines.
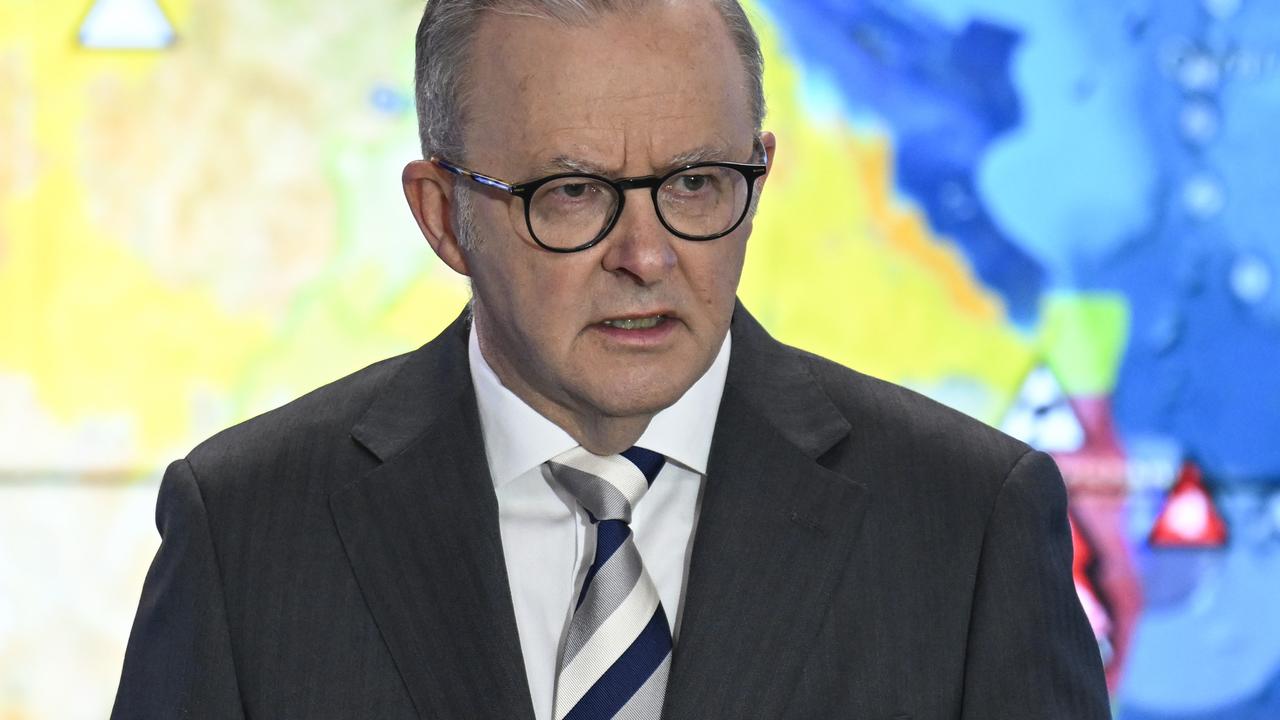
600, 316, 667, 330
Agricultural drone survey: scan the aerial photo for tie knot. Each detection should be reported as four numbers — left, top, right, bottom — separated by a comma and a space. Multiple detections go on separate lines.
545, 446, 665, 523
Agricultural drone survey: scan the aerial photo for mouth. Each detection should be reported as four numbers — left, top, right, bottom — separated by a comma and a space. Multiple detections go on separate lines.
599, 315, 668, 330
590, 312, 679, 345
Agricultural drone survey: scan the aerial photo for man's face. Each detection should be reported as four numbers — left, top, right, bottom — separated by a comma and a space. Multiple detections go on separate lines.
433, 2, 772, 439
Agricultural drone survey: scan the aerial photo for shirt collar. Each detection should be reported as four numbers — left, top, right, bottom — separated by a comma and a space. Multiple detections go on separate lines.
468, 321, 731, 487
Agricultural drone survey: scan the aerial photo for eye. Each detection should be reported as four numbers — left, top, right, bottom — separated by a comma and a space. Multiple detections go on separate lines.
677, 174, 711, 193
531, 178, 614, 220
542, 178, 609, 204
558, 182, 591, 199
680, 175, 711, 192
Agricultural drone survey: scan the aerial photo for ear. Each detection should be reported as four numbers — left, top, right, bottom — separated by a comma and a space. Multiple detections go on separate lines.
402, 159, 470, 276
760, 130, 777, 182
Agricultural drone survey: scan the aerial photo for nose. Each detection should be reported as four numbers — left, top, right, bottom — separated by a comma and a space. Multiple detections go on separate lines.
599, 190, 678, 285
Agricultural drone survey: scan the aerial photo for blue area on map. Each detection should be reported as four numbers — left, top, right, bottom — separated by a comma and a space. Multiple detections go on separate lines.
758, 0, 1046, 324
760, 0, 1280, 481
760, 1, 1280, 717
1121, 489, 1280, 716
1120, 669, 1280, 720
1089, 3, 1280, 486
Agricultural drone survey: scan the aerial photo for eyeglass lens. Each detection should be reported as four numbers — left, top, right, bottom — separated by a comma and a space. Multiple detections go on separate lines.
526, 166, 752, 250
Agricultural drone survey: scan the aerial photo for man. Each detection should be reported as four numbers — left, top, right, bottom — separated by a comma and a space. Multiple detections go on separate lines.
113, 0, 1111, 718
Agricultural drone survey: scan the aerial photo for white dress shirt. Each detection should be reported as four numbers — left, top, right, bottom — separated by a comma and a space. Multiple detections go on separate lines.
467, 323, 730, 720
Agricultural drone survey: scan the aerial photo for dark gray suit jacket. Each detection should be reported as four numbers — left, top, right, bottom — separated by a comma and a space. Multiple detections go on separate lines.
112, 303, 1110, 719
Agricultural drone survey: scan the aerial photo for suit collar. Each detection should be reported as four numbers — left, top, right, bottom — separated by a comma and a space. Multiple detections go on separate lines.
349, 310, 473, 463
723, 300, 852, 458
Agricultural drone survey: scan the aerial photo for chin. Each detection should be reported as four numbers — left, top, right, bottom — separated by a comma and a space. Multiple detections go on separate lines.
570, 347, 712, 419
581, 378, 689, 420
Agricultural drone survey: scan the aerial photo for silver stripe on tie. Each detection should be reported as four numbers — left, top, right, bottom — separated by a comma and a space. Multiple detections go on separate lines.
546, 460, 636, 521
548, 447, 649, 518
559, 536, 645, 667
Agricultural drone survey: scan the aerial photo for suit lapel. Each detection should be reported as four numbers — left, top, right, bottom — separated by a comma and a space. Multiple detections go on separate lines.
663, 305, 871, 719
331, 312, 535, 720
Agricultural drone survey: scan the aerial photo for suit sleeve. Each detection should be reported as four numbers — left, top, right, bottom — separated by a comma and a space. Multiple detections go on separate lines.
111, 458, 245, 719
959, 450, 1112, 719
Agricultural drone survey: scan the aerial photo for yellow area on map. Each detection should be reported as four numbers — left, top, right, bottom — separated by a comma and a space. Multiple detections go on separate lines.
0, 0, 467, 470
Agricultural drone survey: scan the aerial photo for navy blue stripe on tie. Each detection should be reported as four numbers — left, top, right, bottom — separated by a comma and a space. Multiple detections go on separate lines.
576, 519, 631, 609
562, 605, 672, 720
620, 446, 664, 485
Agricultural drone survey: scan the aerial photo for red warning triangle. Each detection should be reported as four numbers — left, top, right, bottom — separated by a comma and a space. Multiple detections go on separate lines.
1149, 461, 1228, 548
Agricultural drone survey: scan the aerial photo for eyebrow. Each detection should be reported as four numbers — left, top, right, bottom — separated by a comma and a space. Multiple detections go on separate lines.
667, 145, 733, 167
540, 155, 611, 176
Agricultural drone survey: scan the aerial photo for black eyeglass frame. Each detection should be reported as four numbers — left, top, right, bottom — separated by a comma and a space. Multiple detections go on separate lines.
430, 144, 769, 253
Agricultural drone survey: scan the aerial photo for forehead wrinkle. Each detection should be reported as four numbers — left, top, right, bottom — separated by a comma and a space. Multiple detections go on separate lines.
539, 83, 697, 119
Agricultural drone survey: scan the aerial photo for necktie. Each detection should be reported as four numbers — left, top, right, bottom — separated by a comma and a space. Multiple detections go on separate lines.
545, 446, 672, 720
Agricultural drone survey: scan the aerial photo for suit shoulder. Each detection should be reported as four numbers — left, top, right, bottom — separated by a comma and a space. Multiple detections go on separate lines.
183, 350, 413, 484
789, 345, 1031, 478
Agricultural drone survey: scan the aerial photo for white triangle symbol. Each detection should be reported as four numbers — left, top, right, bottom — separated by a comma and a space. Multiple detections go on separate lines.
78, 0, 175, 50
1000, 366, 1085, 453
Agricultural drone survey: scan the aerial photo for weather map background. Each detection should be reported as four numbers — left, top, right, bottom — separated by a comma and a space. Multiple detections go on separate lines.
2, 0, 1278, 717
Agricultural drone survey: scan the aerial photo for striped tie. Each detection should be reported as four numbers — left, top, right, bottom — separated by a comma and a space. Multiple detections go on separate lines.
546, 446, 672, 720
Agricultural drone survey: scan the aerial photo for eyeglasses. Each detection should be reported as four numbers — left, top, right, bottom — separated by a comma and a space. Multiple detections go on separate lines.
431, 142, 768, 253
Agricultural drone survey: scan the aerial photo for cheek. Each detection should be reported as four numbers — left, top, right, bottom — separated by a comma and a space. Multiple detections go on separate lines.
680, 242, 746, 320
472, 248, 590, 342
468, 209, 537, 298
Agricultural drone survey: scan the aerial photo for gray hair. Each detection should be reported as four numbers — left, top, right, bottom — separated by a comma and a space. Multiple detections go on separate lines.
413, 0, 767, 162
